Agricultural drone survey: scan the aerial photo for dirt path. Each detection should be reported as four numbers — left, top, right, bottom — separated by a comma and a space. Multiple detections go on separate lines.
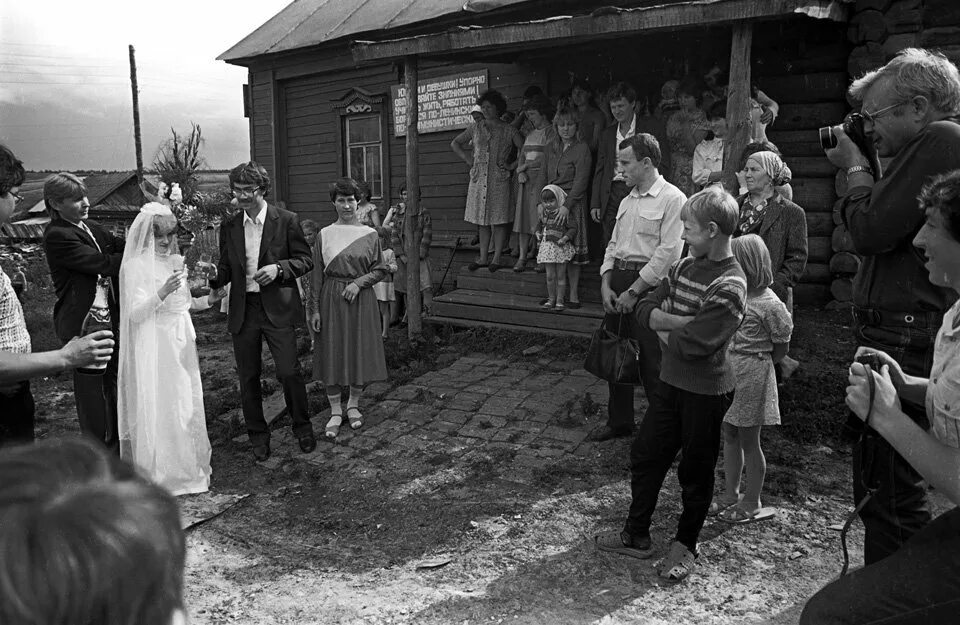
29, 307, 872, 624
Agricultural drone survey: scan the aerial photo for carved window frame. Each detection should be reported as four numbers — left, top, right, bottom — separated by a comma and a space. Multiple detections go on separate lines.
333, 87, 391, 204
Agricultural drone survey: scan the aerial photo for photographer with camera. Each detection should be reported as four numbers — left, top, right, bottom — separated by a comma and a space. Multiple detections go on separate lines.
801, 171, 960, 624
824, 48, 960, 565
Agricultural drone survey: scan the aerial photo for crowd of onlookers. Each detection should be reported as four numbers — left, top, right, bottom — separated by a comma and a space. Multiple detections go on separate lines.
3, 47, 960, 624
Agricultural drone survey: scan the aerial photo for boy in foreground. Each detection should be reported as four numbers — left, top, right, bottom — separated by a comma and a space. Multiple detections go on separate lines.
594, 186, 747, 583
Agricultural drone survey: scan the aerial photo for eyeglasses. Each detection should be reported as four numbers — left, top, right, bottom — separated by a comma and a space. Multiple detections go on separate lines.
231, 186, 259, 197
861, 101, 906, 124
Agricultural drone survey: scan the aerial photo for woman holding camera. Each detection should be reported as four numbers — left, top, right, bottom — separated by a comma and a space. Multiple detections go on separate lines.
801, 171, 960, 623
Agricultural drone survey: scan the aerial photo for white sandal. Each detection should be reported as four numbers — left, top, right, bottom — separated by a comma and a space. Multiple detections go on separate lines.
325, 413, 342, 439
346, 407, 363, 430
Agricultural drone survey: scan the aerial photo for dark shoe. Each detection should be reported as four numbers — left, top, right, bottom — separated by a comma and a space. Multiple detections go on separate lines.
467, 261, 489, 271
595, 530, 655, 559
298, 435, 317, 453
252, 443, 271, 462
566, 301, 581, 310
488, 262, 502, 272
589, 426, 633, 442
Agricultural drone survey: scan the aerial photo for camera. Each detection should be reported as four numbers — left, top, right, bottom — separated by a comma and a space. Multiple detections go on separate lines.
819, 112, 882, 178
855, 352, 885, 371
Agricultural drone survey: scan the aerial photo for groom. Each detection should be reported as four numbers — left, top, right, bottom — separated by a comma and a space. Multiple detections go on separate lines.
211, 161, 315, 461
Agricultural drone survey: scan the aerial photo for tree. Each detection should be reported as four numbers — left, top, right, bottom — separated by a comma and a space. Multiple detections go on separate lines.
153, 123, 205, 204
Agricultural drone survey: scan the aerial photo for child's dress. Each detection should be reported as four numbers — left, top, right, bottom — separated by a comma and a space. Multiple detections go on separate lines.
724, 288, 793, 426
536, 205, 578, 264
373, 247, 397, 302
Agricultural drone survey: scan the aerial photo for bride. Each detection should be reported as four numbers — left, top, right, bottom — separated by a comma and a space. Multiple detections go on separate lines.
117, 202, 225, 495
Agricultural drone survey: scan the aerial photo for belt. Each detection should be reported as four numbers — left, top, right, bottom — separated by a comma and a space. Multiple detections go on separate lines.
613, 258, 646, 272
852, 307, 943, 330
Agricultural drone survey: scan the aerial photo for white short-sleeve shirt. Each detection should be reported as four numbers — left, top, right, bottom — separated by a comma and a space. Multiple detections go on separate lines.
927, 299, 960, 449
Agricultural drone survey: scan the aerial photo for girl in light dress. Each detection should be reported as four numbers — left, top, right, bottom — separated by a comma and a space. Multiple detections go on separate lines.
536, 184, 578, 311
117, 202, 226, 496
356, 180, 382, 230
711, 234, 793, 524
373, 233, 398, 338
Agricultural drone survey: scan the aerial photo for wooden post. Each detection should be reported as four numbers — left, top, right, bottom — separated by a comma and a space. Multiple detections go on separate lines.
404, 56, 423, 338
722, 23, 753, 194
129, 45, 144, 186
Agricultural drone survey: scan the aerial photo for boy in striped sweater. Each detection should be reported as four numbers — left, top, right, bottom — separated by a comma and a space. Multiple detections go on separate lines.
595, 186, 747, 583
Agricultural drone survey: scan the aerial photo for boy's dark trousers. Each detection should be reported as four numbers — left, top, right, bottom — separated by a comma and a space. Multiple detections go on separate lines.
604, 267, 662, 433
624, 381, 733, 552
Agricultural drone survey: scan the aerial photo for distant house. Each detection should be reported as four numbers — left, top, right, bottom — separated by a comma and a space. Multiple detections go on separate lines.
83, 171, 145, 234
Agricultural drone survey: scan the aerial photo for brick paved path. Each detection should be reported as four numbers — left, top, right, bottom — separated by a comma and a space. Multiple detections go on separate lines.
242, 353, 649, 473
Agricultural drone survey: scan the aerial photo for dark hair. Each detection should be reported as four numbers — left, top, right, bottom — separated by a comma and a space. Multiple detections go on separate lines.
706, 98, 728, 121
919, 169, 960, 241
618, 133, 662, 169
606, 81, 638, 104
329, 177, 361, 201
477, 89, 508, 116
525, 94, 555, 120
229, 161, 272, 198
676, 75, 707, 105
737, 140, 783, 171
399, 182, 407, 194
43, 172, 87, 217
0, 144, 25, 196
523, 85, 544, 99
356, 179, 371, 201
0, 438, 185, 625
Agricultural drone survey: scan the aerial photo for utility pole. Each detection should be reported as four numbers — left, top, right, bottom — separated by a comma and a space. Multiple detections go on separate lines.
129, 45, 144, 185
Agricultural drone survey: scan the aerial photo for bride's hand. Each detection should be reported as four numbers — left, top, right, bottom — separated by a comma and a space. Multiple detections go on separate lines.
158, 271, 184, 300
207, 287, 227, 305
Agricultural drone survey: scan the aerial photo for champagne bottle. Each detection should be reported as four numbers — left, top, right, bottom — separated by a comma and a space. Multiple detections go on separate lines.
76, 276, 113, 375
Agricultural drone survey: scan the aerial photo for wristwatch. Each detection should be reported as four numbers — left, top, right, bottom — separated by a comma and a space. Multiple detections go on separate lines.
846, 165, 874, 177
627, 287, 640, 298
275, 263, 283, 279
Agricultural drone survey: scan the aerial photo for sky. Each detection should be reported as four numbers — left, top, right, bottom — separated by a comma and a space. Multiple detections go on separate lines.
0, 0, 293, 172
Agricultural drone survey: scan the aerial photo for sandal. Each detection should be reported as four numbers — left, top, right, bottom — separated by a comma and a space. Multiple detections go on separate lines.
707, 497, 739, 517
346, 407, 364, 430
512, 259, 526, 272
657, 541, 697, 583
467, 261, 489, 271
718, 505, 776, 524
325, 413, 343, 439
540, 300, 555, 310
554, 302, 565, 312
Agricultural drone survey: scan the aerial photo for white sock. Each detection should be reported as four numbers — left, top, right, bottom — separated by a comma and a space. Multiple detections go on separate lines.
347, 385, 363, 410
327, 393, 342, 416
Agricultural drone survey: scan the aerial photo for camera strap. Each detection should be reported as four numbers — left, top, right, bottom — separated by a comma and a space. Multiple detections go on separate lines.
839, 364, 880, 576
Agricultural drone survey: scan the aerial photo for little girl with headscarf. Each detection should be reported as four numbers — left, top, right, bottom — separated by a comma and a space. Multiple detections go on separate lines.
536, 184, 578, 311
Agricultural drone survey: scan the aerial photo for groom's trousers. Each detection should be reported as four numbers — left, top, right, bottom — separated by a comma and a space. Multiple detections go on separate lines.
233, 293, 313, 446
73, 350, 119, 454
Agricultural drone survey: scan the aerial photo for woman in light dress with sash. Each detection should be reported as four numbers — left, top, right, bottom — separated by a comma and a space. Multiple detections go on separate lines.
309, 178, 388, 439
117, 202, 226, 496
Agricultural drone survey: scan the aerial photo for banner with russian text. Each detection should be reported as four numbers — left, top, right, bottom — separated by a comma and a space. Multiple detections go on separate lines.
391, 70, 489, 136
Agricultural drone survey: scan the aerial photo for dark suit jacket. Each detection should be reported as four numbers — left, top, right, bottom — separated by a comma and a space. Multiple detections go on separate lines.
591, 113, 672, 212
43, 217, 124, 343
211, 204, 313, 334
738, 194, 809, 302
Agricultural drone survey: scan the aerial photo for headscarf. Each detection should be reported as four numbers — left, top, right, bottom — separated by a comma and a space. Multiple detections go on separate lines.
746, 150, 792, 187
541, 184, 568, 209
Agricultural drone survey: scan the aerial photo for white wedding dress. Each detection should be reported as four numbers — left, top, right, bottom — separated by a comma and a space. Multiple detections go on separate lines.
118, 204, 213, 496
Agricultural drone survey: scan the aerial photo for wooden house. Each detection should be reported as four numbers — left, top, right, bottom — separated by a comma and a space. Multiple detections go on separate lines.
219, 0, 949, 336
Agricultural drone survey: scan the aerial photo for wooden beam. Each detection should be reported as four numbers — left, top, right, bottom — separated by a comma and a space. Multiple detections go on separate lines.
722, 23, 753, 194
351, 0, 847, 64
404, 56, 423, 338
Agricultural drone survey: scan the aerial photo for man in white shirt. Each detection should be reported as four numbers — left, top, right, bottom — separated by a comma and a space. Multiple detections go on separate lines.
591, 134, 686, 441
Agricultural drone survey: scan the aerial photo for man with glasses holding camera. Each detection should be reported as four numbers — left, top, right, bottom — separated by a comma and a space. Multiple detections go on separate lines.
210, 161, 315, 461
824, 48, 960, 565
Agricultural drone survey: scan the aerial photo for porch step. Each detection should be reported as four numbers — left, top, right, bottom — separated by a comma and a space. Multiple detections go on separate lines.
453, 263, 603, 303
428, 289, 603, 337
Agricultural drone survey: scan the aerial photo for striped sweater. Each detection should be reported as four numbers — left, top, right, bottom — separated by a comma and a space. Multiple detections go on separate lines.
636, 255, 747, 395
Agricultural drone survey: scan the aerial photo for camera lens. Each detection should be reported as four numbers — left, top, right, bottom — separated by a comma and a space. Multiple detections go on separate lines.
819, 126, 838, 150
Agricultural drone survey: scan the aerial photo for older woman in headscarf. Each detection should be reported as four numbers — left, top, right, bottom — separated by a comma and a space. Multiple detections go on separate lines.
736, 150, 807, 304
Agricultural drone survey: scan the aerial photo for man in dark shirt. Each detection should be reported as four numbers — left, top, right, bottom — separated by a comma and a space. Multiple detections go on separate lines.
826, 47, 960, 564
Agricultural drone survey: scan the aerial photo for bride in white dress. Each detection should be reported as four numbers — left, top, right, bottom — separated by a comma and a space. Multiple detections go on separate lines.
117, 202, 225, 495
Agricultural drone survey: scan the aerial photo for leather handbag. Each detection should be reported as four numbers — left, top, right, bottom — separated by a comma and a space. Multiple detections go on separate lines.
583, 315, 641, 384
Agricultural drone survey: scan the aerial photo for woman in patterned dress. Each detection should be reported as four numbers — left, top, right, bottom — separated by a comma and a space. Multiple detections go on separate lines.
545, 106, 593, 308
451, 89, 524, 272
513, 94, 555, 272
308, 178, 388, 439
666, 77, 709, 197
